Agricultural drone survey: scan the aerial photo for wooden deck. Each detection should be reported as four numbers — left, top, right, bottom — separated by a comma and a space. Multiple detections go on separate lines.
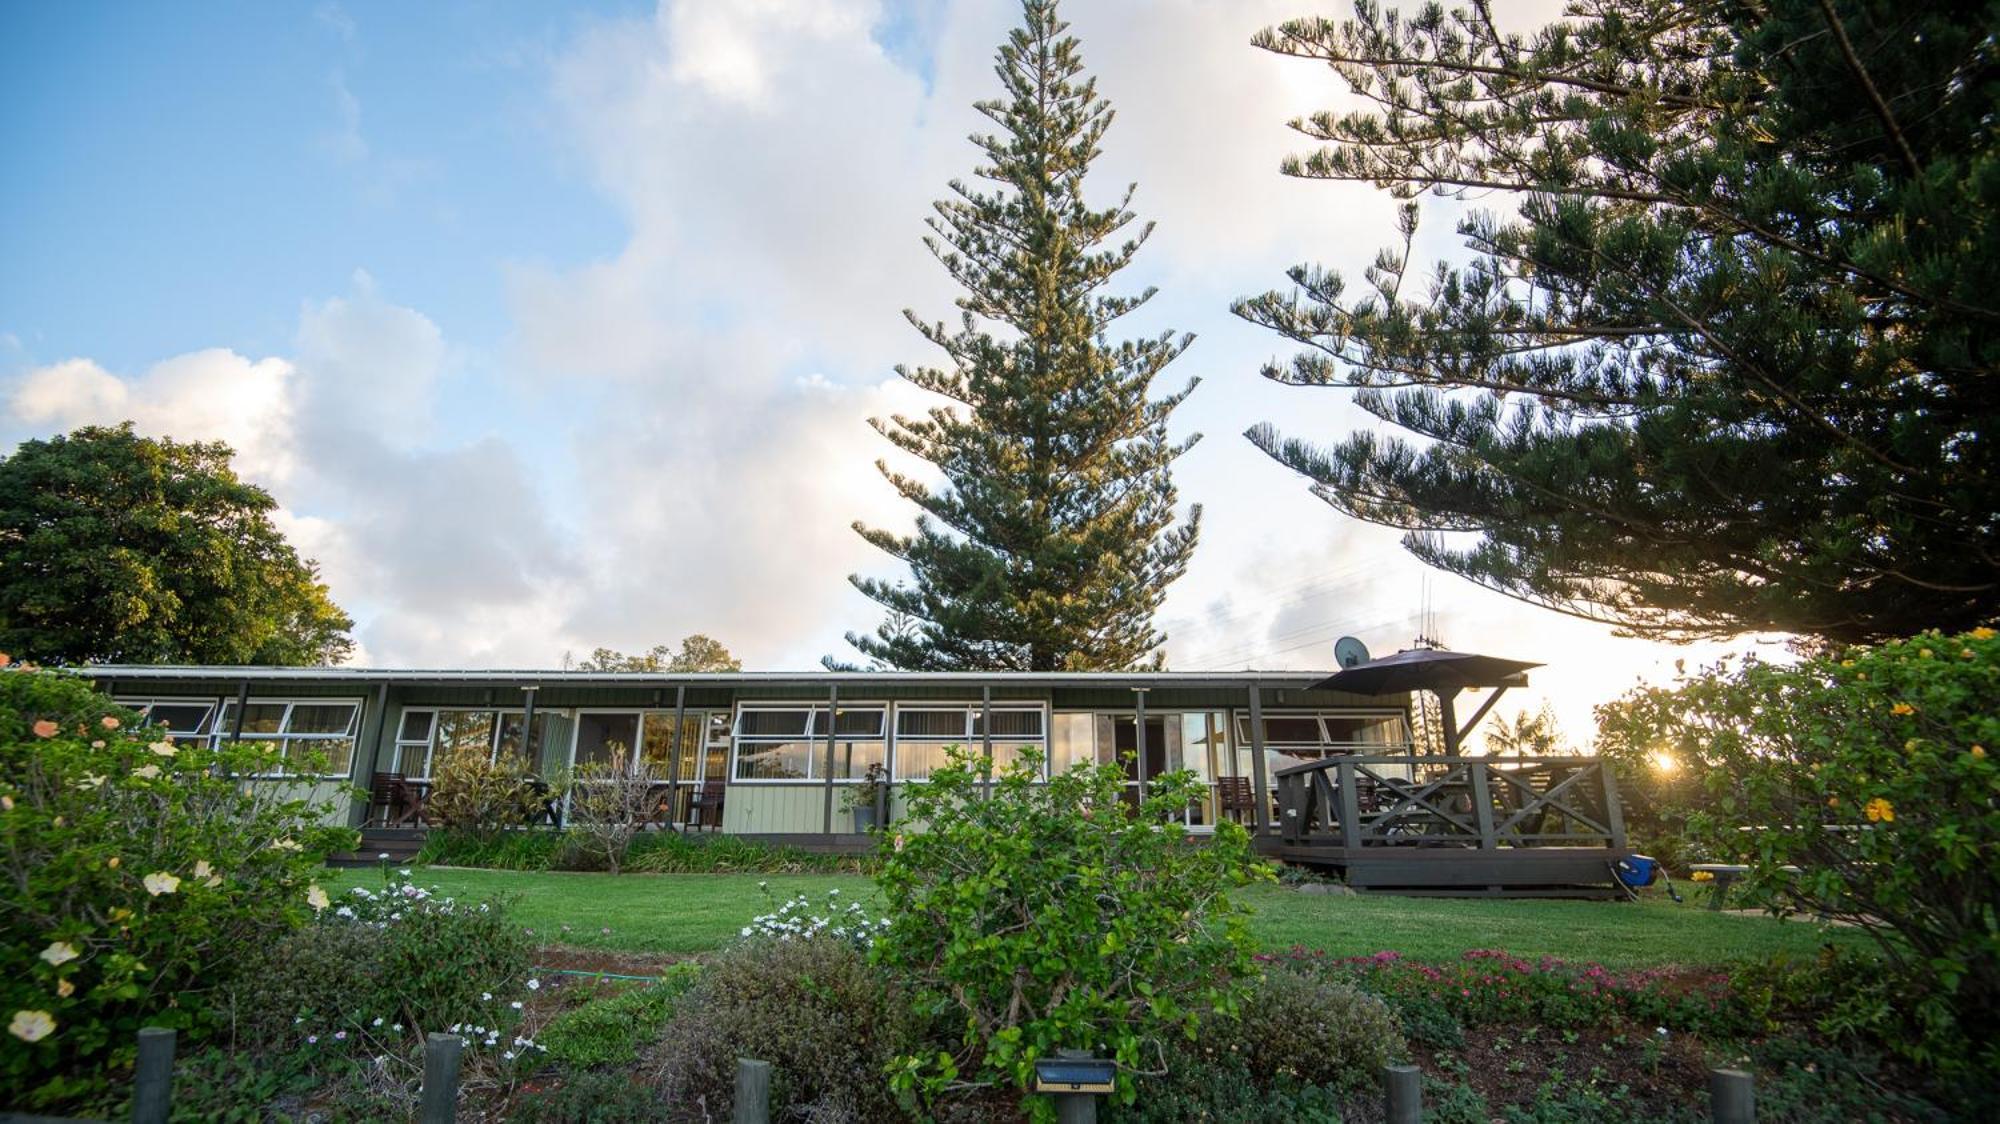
1268, 754, 1629, 897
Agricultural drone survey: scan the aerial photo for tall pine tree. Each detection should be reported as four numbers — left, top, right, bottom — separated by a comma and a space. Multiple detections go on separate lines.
841, 0, 1200, 671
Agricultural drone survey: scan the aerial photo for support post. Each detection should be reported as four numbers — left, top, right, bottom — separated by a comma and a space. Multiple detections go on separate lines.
230, 680, 250, 742
981, 684, 995, 799
1383, 1063, 1422, 1124
352, 682, 390, 829
518, 685, 538, 765
670, 684, 686, 828
1708, 1067, 1754, 1124
1437, 689, 1461, 755
1336, 759, 1362, 850
734, 1057, 772, 1124
821, 684, 839, 835
420, 1033, 463, 1124
1247, 684, 1271, 836
132, 1026, 175, 1124
1600, 759, 1629, 850
1468, 760, 1497, 850
1132, 688, 1149, 804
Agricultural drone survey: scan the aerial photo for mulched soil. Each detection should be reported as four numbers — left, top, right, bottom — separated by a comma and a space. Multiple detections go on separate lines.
1416, 1022, 1712, 1114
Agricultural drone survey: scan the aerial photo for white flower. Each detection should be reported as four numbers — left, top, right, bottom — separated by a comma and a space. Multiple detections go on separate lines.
10, 1010, 55, 1043
143, 871, 181, 896
376, 852, 390, 860
393, 1023, 403, 1033
39, 941, 79, 967
334, 1030, 347, 1041
271, 838, 302, 852
306, 884, 331, 911
307, 1035, 319, 1044
740, 927, 752, 938
294, 1016, 304, 1025
510, 1001, 523, 1010
398, 868, 412, 877
503, 1050, 515, 1060
525, 978, 540, 991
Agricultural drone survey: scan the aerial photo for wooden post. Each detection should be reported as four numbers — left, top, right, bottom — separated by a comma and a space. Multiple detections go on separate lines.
1436, 689, 1461, 755
420, 1032, 463, 1124
1468, 760, 1497, 850
734, 1057, 772, 1124
1247, 685, 1271, 836
1132, 689, 1149, 804
1599, 759, 1629, 850
669, 684, 686, 827
1336, 759, 1362, 850
1709, 1067, 1754, 1123
1383, 1063, 1422, 1124
821, 684, 839, 835
132, 1026, 175, 1124
981, 684, 995, 799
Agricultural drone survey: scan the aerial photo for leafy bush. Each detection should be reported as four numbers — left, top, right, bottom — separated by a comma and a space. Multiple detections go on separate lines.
873, 748, 1268, 1109
0, 667, 351, 1108
1596, 627, 2000, 1077
563, 746, 661, 875
652, 936, 924, 1122
412, 827, 875, 875
1103, 1044, 1349, 1124
511, 1069, 665, 1124
230, 872, 536, 1055
1265, 948, 1749, 1041
426, 739, 545, 838
538, 964, 701, 1070
1224, 966, 1403, 1093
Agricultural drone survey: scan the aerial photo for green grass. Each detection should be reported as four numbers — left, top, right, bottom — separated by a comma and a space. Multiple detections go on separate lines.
324, 866, 1862, 968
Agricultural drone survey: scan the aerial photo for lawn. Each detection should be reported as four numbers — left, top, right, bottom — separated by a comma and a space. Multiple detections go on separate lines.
326, 865, 1863, 968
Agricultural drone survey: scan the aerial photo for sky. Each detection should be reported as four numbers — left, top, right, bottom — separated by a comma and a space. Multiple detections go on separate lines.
0, 0, 1754, 746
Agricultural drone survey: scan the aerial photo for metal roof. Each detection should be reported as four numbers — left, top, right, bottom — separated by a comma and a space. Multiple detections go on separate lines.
79, 665, 1347, 690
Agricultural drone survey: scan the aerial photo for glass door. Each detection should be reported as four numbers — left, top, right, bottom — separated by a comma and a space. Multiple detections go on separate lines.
638, 710, 728, 826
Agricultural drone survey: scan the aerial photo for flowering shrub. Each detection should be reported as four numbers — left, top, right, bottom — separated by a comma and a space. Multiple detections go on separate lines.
234, 868, 538, 1060
1595, 627, 2000, 1075
739, 884, 888, 947
1261, 948, 1748, 1041
562, 745, 659, 875
873, 747, 1268, 1112
0, 667, 351, 1108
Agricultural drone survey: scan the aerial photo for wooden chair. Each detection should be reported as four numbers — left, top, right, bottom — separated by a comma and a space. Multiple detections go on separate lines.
687, 782, 727, 832
369, 772, 410, 827
1216, 777, 1256, 825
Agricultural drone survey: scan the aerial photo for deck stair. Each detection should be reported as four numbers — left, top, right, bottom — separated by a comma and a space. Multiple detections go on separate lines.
329, 827, 427, 868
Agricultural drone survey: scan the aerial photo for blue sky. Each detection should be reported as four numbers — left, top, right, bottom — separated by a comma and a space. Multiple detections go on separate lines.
0, 0, 1716, 743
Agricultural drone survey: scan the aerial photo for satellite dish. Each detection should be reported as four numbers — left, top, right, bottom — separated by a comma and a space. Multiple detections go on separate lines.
1334, 636, 1371, 669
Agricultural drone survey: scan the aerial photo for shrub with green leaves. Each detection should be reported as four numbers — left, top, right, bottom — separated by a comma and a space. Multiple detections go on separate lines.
1227, 966, 1403, 1093
232, 872, 535, 1050
1595, 627, 2000, 1079
873, 747, 1268, 1111
0, 667, 351, 1108
652, 935, 923, 1121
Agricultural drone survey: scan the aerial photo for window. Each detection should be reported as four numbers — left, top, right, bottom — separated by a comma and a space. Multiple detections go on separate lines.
732, 705, 888, 782
216, 699, 362, 777
1234, 711, 1413, 775
574, 712, 642, 771
892, 704, 1048, 781
115, 699, 217, 738
397, 708, 557, 779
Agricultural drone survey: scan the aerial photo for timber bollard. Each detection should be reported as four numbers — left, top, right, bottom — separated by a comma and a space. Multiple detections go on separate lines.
1709, 1067, 1754, 1123
1383, 1063, 1422, 1124
734, 1057, 772, 1124
131, 1027, 175, 1124
420, 1033, 464, 1124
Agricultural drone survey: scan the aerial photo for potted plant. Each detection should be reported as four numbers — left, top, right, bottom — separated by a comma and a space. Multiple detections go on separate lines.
843, 762, 889, 833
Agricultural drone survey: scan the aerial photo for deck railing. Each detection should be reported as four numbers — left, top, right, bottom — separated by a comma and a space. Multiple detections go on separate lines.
1273, 755, 1627, 851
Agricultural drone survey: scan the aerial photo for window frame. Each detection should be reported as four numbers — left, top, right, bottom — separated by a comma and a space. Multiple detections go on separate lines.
213, 697, 366, 780
113, 697, 220, 739
1233, 709, 1414, 753
888, 700, 1051, 783
729, 702, 891, 784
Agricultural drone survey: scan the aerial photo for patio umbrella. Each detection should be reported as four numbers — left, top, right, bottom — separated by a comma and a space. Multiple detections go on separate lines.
1307, 648, 1540, 696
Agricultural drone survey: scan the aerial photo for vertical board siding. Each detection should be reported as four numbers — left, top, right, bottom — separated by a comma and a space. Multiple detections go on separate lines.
723, 787, 833, 834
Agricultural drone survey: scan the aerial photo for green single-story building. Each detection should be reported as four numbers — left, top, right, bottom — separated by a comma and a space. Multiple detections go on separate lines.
84, 664, 1628, 894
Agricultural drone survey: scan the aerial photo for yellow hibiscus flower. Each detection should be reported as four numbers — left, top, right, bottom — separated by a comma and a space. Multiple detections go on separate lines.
1864, 798, 1895, 823
9, 1010, 55, 1043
